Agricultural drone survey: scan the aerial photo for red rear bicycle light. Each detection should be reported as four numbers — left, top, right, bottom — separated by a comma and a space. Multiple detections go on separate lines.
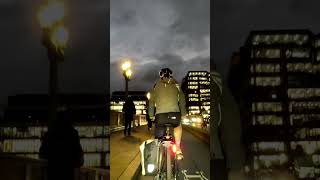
172, 144, 177, 154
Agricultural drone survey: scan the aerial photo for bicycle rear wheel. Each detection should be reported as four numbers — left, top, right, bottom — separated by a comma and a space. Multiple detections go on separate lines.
166, 147, 172, 179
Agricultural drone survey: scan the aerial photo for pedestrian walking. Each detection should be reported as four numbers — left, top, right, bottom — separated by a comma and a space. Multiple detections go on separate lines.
123, 96, 136, 136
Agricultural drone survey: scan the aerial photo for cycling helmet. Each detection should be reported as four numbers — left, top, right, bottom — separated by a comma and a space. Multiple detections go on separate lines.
159, 68, 173, 79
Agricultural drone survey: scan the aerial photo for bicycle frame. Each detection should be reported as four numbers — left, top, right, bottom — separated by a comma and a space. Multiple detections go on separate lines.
181, 170, 208, 180
155, 126, 177, 180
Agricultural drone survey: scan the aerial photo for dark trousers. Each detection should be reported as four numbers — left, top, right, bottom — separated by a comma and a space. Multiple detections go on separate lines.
124, 119, 132, 135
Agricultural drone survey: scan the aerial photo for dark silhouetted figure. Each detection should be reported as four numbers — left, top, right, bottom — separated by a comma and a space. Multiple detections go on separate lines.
146, 109, 152, 131
40, 108, 84, 180
122, 97, 136, 136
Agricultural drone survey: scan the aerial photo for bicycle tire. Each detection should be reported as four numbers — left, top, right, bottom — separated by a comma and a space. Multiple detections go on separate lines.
166, 147, 172, 179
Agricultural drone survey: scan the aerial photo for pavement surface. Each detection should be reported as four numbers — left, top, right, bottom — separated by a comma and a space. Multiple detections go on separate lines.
110, 125, 153, 180
137, 127, 210, 180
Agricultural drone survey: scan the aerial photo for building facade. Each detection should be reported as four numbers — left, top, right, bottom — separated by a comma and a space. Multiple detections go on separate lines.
0, 94, 109, 169
229, 30, 320, 179
181, 71, 210, 123
110, 91, 148, 115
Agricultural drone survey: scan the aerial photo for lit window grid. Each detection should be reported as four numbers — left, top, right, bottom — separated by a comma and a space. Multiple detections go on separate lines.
252, 49, 281, 59
188, 81, 198, 85
285, 48, 310, 59
290, 114, 320, 126
200, 89, 210, 93
110, 100, 147, 114
289, 102, 320, 113
188, 85, 198, 89
294, 128, 320, 139
188, 94, 199, 98
3, 139, 41, 153
251, 142, 285, 153
288, 88, 320, 99
251, 102, 282, 112
252, 115, 283, 125
83, 153, 107, 167
80, 138, 109, 152
291, 141, 320, 155
251, 34, 308, 45
0, 126, 108, 139
189, 106, 200, 110
250, 77, 281, 87
188, 72, 208, 76
253, 154, 288, 169
1, 137, 109, 153
189, 98, 199, 102
250, 64, 280, 73
286, 63, 315, 73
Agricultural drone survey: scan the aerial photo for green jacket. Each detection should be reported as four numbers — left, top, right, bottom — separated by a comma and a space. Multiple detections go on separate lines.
148, 77, 187, 118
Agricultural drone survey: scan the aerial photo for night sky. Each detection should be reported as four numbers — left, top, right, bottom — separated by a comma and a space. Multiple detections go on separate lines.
110, 0, 210, 93
0, 0, 108, 105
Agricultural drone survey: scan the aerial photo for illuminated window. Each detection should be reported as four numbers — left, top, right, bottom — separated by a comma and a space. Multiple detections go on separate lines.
188, 81, 198, 85
188, 86, 198, 89
250, 64, 280, 73
188, 94, 198, 98
250, 77, 281, 86
84, 153, 101, 167
189, 98, 199, 102
189, 106, 199, 110
254, 49, 280, 59
200, 89, 210, 93
199, 77, 207, 81
253, 154, 288, 169
80, 138, 108, 152
252, 115, 283, 125
290, 114, 320, 126
3, 139, 41, 153
200, 93, 210, 97
251, 142, 285, 153
291, 141, 320, 155
252, 102, 282, 112
200, 97, 210, 101
202, 102, 210, 105
188, 77, 198, 80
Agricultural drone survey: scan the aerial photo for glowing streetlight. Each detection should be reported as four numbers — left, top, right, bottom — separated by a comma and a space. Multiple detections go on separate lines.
125, 69, 132, 79
38, 1, 64, 28
146, 92, 151, 100
38, 0, 68, 132
122, 61, 131, 71
121, 59, 133, 99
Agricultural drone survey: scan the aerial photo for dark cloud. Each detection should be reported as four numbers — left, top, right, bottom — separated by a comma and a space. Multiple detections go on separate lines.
110, 0, 210, 92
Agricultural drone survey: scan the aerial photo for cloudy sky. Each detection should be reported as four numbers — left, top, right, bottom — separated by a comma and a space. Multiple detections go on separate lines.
0, 0, 108, 105
110, 0, 210, 93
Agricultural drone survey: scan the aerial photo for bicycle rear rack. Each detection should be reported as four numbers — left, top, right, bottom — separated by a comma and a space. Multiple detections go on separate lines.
181, 170, 208, 180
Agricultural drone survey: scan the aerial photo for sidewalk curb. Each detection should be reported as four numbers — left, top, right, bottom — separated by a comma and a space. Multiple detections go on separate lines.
182, 125, 209, 145
132, 164, 142, 180
117, 151, 141, 180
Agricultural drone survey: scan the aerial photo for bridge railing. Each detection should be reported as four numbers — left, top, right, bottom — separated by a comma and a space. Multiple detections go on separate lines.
0, 153, 109, 180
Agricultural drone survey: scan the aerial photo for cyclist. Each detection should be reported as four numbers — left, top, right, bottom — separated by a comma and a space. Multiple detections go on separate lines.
148, 68, 187, 160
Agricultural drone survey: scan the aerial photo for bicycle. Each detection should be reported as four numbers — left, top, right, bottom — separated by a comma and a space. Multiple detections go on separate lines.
154, 123, 180, 180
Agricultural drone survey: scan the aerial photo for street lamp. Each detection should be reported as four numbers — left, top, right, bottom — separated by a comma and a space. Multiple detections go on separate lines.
38, 0, 68, 131
121, 60, 132, 99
